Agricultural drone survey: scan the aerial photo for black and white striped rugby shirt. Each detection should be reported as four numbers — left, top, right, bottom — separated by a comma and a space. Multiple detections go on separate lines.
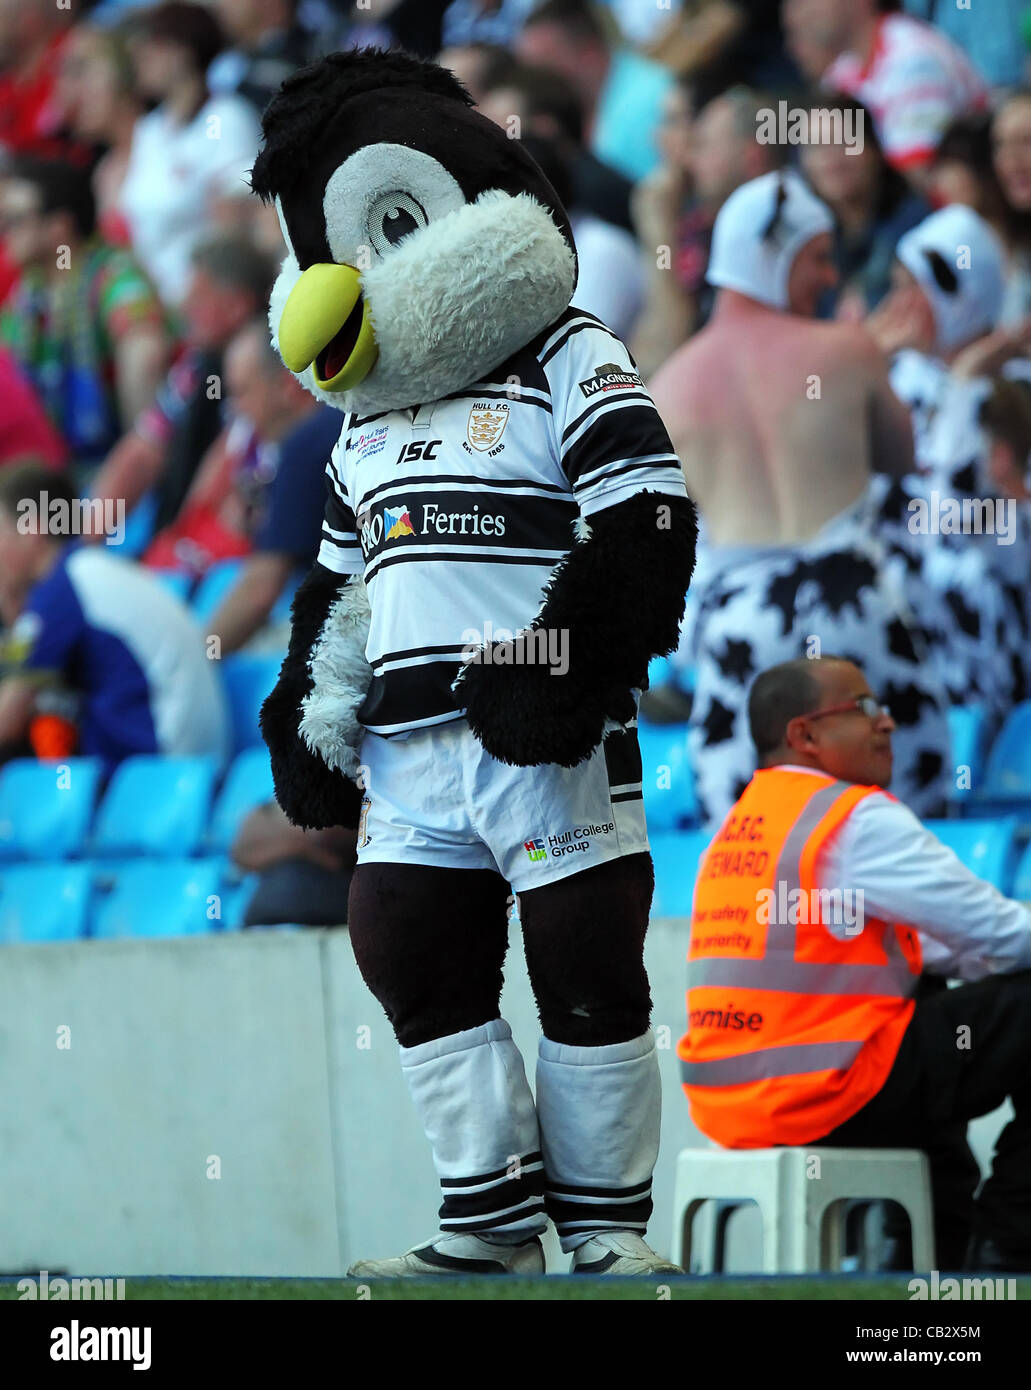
317, 307, 688, 736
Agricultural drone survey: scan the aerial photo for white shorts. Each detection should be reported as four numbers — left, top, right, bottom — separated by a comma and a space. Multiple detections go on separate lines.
354, 717, 649, 893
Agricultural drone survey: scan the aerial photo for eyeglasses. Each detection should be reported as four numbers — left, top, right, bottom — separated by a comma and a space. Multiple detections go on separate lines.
803, 695, 892, 722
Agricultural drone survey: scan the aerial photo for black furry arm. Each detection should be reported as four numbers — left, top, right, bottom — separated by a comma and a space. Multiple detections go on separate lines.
454, 490, 698, 767
259, 563, 366, 830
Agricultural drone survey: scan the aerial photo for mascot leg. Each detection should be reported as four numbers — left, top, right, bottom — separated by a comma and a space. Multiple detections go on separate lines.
519, 852, 663, 1257
347, 863, 547, 1254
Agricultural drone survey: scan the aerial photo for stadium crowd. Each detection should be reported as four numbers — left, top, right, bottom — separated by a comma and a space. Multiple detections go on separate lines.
0, 2, 1029, 864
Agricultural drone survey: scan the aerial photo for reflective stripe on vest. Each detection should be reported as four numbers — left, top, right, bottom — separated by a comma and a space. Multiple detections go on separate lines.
680, 1039, 863, 1086
685, 955, 914, 997
683, 776, 917, 1087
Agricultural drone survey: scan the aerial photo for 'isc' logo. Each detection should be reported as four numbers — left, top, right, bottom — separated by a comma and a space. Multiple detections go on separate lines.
394, 440, 442, 466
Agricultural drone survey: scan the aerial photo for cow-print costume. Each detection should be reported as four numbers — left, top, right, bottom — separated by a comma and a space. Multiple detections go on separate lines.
880, 352, 1031, 734
685, 487, 951, 832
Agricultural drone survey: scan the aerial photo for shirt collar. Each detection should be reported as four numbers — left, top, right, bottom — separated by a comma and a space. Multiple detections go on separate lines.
762, 764, 830, 777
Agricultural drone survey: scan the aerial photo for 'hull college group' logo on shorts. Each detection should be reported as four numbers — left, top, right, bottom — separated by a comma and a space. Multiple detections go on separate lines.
523, 823, 615, 862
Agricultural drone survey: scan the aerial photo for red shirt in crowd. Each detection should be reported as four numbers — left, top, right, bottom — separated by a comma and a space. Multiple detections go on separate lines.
0, 30, 93, 305
0, 346, 67, 470
825, 13, 988, 173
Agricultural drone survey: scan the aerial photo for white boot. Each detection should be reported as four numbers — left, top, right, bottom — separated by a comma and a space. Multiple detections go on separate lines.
348, 1231, 546, 1277
571, 1232, 683, 1275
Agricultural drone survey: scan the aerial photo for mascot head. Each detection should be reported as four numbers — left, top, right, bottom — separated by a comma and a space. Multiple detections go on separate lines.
251, 48, 578, 414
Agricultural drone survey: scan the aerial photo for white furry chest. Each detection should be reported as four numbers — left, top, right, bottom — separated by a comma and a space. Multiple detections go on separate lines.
299, 580, 373, 777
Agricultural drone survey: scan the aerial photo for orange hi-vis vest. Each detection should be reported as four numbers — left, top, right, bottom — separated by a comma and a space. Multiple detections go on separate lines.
676, 768, 923, 1148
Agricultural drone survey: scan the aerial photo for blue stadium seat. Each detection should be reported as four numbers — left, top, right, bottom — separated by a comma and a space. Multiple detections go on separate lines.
109, 490, 157, 558
208, 748, 275, 852
946, 705, 987, 802
924, 817, 1020, 894
650, 829, 712, 917
647, 655, 673, 690
977, 702, 1031, 803
150, 568, 194, 603
91, 858, 225, 938
218, 870, 259, 930
192, 559, 246, 621
638, 720, 699, 829
0, 862, 93, 942
0, 758, 103, 860
221, 653, 283, 755
270, 570, 305, 624
88, 858, 138, 892
646, 655, 694, 696
1013, 843, 1031, 901
91, 756, 219, 857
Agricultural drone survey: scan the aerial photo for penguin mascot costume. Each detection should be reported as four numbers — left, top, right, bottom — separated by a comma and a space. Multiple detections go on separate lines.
252, 48, 697, 1276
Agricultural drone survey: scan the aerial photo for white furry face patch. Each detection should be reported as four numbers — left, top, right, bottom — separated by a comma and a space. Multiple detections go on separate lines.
268, 179, 576, 415
322, 144, 466, 267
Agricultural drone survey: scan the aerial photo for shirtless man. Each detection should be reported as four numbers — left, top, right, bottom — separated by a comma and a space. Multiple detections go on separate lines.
650, 168, 950, 829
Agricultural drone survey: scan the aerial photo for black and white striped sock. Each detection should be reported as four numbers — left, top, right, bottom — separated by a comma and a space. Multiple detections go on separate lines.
536, 1030, 661, 1252
401, 1018, 547, 1239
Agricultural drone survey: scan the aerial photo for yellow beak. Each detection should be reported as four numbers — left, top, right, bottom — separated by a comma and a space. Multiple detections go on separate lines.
277, 262, 378, 392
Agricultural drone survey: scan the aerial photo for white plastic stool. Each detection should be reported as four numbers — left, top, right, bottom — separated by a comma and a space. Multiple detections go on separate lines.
671, 1147, 936, 1273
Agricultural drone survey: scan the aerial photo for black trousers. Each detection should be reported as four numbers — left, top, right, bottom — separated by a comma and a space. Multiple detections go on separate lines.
814, 970, 1031, 1268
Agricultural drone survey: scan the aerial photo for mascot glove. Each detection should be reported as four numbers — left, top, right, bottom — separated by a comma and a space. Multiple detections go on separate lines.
453, 637, 634, 768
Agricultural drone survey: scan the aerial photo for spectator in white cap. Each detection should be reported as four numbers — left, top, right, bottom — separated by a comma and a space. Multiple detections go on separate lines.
872, 204, 1018, 484
865, 204, 1031, 732
895, 205, 1007, 361
704, 164, 835, 312
650, 168, 950, 832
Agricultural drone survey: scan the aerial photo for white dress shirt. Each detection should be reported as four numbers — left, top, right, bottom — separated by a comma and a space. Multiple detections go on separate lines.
779, 765, 1031, 981
120, 95, 261, 307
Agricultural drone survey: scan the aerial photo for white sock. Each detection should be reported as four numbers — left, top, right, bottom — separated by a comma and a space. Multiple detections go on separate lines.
535, 1029, 661, 1253
401, 1018, 547, 1240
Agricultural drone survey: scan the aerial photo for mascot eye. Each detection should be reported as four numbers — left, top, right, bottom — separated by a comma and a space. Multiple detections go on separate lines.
368, 191, 428, 256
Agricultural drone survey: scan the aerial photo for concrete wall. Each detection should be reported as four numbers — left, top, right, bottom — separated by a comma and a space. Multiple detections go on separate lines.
0, 925, 1008, 1277
0, 933, 339, 1276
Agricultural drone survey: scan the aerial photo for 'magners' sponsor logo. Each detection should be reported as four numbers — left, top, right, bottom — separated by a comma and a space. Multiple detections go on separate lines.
577, 362, 644, 398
